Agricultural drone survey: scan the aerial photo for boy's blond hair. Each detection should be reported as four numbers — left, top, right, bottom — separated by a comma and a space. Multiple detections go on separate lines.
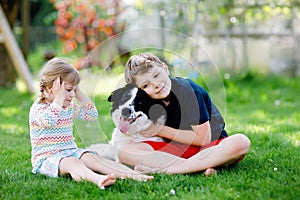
125, 52, 164, 85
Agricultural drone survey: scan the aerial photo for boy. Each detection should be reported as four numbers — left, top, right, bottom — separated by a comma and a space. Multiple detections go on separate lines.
119, 52, 250, 175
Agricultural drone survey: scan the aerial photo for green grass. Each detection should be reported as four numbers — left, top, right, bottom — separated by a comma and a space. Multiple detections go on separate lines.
0, 72, 299, 200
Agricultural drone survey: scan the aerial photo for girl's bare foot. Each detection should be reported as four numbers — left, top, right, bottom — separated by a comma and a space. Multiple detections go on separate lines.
204, 168, 217, 177
98, 174, 116, 189
125, 172, 154, 181
127, 174, 154, 181
128, 174, 154, 181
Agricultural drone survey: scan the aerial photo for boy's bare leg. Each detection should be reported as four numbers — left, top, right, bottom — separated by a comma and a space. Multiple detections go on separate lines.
117, 142, 186, 170
129, 134, 250, 174
59, 157, 116, 189
80, 152, 154, 181
165, 134, 250, 174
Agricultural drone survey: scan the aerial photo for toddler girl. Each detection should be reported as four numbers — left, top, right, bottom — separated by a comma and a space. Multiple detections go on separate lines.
29, 58, 153, 189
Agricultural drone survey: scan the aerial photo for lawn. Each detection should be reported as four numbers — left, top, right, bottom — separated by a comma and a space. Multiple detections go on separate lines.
0, 72, 299, 200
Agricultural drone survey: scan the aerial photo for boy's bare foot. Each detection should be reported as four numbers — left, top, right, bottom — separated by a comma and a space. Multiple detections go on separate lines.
135, 165, 217, 177
134, 165, 159, 174
98, 174, 116, 189
204, 168, 217, 177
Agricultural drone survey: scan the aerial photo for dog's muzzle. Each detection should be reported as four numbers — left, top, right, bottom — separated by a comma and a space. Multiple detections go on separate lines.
119, 107, 142, 134
121, 107, 134, 119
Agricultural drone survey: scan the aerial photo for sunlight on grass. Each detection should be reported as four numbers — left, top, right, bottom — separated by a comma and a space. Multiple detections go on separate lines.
0, 107, 19, 117
259, 93, 268, 103
248, 110, 268, 121
285, 133, 300, 147
245, 120, 299, 147
245, 124, 272, 134
16, 79, 29, 93
0, 123, 26, 135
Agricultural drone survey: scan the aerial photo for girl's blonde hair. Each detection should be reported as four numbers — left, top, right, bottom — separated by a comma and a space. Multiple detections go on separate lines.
124, 52, 164, 85
38, 58, 80, 103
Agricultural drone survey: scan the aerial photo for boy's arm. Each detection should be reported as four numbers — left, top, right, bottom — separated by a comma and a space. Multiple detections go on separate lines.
142, 121, 211, 146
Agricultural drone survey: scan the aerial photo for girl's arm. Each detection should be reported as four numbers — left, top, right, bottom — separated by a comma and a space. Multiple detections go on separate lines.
30, 102, 62, 128
31, 78, 65, 128
75, 86, 90, 103
74, 87, 98, 121
142, 121, 212, 146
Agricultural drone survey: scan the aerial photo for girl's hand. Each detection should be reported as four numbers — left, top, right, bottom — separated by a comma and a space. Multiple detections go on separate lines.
52, 77, 65, 106
141, 123, 164, 137
74, 86, 82, 99
75, 86, 89, 102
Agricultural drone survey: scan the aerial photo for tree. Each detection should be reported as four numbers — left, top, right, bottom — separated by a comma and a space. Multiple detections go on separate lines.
0, 0, 19, 87
50, 0, 126, 69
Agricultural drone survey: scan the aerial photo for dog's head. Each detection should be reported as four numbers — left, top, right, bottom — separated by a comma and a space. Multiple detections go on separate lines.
108, 84, 166, 136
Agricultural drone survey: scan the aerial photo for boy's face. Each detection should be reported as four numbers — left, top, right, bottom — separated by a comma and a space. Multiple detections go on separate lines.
134, 64, 171, 100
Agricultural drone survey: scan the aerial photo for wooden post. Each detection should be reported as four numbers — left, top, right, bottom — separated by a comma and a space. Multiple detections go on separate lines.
22, 0, 30, 58
0, 4, 34, 93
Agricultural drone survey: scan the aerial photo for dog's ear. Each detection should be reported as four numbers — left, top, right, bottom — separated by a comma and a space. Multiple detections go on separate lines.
108, 84, 135, 103
107, 94, 112, 102
107, 86, 124, 102
125, 84, 135, 90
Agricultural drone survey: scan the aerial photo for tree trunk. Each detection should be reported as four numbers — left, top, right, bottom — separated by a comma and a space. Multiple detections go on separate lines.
0, 0, 19, 87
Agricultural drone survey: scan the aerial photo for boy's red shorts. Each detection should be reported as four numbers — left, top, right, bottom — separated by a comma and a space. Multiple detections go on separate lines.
143, 138, 226, 159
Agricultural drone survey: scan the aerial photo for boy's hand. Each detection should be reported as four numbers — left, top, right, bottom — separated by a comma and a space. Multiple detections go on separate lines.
141, 123, 164, 137
52, 77, 65, 106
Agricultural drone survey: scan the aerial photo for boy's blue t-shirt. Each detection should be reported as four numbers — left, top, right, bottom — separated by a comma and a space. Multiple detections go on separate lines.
164, 77, 227, 141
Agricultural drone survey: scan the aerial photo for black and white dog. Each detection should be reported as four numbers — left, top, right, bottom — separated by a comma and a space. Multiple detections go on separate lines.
88, 84, 166, 161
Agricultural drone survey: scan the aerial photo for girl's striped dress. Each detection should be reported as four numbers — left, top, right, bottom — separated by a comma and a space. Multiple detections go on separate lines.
29, 100, 98, 174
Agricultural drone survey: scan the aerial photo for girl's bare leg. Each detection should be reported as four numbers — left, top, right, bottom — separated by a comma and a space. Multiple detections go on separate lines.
59, 157, 116, 189
80, 152, 154, 181
132, 134, 250, 174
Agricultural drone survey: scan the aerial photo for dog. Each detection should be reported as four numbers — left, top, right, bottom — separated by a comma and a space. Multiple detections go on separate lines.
88, 84, 166, 161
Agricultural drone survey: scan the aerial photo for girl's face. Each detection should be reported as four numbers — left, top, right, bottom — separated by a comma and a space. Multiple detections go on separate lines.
61, 82, 77, 108
46, 82, 77, 108
134, 64, 171, 100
